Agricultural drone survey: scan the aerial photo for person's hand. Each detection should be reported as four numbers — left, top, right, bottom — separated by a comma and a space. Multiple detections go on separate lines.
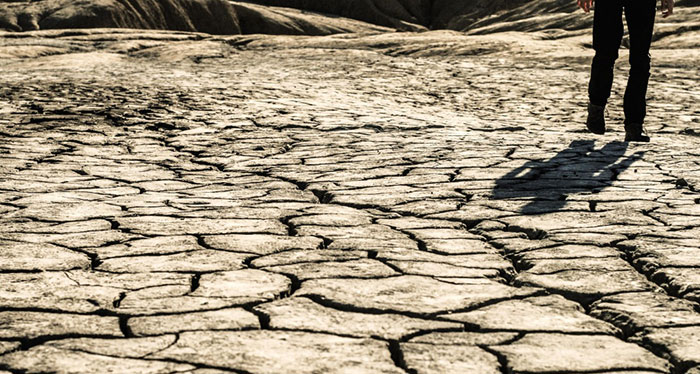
660, 0, 674, 17
578, 0, 594, 13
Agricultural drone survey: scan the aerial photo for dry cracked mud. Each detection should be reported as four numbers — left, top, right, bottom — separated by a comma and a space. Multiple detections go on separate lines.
1, 27, 700, 374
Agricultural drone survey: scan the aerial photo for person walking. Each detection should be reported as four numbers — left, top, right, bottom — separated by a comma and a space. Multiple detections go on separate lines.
579, 0, 674, 142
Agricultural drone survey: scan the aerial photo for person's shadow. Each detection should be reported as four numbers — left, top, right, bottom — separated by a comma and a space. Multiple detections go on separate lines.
493, 140, 645, 214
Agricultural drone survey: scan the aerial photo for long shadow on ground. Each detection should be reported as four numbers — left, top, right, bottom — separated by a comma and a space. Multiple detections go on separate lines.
493, 140, 645, 214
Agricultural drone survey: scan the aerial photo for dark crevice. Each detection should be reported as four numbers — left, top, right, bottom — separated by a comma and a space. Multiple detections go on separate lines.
189, 273, 201, 293
481, 346, 512, 374
386, 226, 430, 253
101, 249, 199, 261
318, 199, 410, 215
241, 324, 386, 341
388, 340, 417, 374
0, 364, 23, 374
455, 189, 474, 203
496, 267, 516, 284
118, 315, 134, 338
674, 177, 697, 192
18, 333, 122, 351
589, 200, 598, 212
300, 293, 439, 321
242, 255, 260, 269
640, 208, 669, 226
112, 292, 127, 308
399, 327, 473, 343
0, 306, 118, 316
505, 224, 548, 240
649, 270, 700, 300
88, 253, 103, 270
194, 234, 214, 250
491, 331, 526, 346
263, 271, 301, 299
440, 290, 553, 316
376, 259, 406, 275
0, 269, 43, 274
144, 332, 181, 358
321, 237, 334, 248
243, 305, 271, 330
250, 170, 310, 191
280, 216, 299, 236
520, 268, 631, 277
448, 171, 458, 182
468, 226, 524, 287
258, 256, 379, 268
106, 218, 128, 234
288, 274, 402, 282
310, 189, 331, 204
300, 293, 544, 322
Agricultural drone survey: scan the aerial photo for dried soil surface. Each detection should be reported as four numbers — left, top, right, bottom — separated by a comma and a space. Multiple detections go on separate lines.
0, 27, 699, 374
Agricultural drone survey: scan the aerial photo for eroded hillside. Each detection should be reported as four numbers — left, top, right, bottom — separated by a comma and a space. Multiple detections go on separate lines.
3, 0, 698, 38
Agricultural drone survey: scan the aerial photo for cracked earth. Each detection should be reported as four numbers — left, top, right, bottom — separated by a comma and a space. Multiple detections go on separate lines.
1, 29, 700, 374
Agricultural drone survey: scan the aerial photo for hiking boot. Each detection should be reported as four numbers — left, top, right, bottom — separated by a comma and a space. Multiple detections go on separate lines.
586, 103, 606, 135
624, 123, 650, 142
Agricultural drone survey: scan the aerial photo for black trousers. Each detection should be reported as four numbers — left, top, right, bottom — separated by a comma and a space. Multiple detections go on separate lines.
588, 0, 656, 125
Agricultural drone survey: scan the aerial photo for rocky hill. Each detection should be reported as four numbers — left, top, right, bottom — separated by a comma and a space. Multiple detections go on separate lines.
1, 0, 699, 39
0, 0, 588, 35
0, 0, 242, 33
246, 0, 539, 30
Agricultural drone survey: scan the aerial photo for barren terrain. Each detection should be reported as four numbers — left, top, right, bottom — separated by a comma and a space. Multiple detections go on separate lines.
1, 3, 700, 374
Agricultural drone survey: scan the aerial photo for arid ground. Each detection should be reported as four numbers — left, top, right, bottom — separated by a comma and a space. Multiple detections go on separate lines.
1, 2, 700, 373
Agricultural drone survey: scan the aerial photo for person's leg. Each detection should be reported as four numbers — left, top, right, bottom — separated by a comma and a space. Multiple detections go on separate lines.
588, 0, 624, 107
623, 0, 656, 127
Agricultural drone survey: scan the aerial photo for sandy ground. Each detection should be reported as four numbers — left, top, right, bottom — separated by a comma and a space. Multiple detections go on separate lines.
0, 29, 699, 373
